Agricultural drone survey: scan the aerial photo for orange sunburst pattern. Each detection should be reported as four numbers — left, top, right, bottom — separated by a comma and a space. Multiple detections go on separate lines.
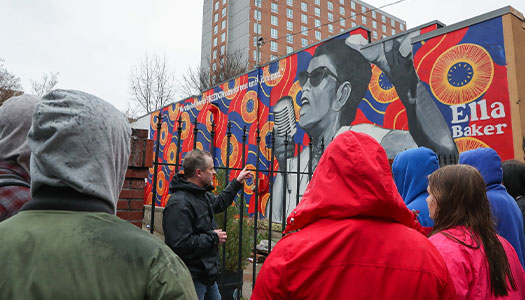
430, 43, 493, 105
369, 65, 399, 103
454, 137, 490, 154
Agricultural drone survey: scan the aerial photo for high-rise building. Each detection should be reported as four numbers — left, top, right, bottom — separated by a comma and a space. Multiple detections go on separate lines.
201, 0, 406, 77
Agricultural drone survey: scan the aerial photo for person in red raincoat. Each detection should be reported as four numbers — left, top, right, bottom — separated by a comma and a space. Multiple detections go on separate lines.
251, 131, 456, 300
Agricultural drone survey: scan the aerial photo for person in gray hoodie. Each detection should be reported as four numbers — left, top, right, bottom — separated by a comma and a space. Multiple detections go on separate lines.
0, 90, 197, 300
0, 94, 40, 221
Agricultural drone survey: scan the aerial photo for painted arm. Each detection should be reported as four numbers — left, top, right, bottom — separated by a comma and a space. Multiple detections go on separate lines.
352, 33, 458, 156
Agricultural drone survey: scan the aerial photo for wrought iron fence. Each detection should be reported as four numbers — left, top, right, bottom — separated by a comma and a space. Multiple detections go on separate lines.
148, 111, 458, 299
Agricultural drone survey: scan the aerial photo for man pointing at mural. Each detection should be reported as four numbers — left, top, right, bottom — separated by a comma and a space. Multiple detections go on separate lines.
270, 36, 457, 222
163, 149, 252, 300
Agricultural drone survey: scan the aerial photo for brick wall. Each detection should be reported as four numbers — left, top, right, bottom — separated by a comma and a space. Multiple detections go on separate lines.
117, 129, 153, 227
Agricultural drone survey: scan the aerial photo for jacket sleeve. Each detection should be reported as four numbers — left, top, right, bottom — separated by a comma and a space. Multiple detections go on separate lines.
163, 200, 218, 257
251, 248, 288, 300
210, 179, 243, 213
146, 248, 198, 300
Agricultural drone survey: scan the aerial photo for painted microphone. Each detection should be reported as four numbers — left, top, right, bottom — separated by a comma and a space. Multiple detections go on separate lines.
273, 96, 297, 138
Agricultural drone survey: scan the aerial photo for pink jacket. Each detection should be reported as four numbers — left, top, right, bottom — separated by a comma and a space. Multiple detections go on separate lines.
429, 226, 525, 299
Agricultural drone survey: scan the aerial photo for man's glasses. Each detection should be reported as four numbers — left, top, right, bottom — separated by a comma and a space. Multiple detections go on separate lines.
298, 66, 340, 87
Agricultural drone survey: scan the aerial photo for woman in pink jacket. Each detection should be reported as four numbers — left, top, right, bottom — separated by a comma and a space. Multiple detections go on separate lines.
427, 164, 525, 299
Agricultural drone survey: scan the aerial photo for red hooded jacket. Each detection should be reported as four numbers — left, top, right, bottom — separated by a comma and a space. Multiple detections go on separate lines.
251, 131, 456, 300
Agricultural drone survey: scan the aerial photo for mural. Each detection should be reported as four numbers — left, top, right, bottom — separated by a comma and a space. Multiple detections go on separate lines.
145, 16, 514, 222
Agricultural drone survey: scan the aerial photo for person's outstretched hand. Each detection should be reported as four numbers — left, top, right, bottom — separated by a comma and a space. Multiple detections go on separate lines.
236, 166, 253, 183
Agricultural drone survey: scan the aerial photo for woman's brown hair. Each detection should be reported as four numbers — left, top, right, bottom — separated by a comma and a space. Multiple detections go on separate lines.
428, 164, 517, 296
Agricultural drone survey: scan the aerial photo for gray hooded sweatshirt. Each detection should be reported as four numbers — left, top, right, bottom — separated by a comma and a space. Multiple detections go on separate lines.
0, 90, 197, 300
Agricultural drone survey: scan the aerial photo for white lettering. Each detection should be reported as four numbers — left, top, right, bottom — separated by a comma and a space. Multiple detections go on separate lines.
495, 123, 507, 134
477, 99, 490, 120
451, 104, 469, 124
452, 125, 464, 138
490, 102, 505, 119
484, 125, 494, 135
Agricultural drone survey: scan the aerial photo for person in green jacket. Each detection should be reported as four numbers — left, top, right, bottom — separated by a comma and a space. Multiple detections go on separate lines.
0, 90, 197, 300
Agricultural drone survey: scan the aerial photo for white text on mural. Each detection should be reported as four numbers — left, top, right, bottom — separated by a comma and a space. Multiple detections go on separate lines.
450, 99, 507, 138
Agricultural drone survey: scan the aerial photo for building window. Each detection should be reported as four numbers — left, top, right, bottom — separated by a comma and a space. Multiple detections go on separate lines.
328, 12, 333, 21
214, 25, 218, 34
222, 7, 226, 17
315, 0, 320, 4
271, 41, 278, 52
214, 13, 218, 23
254, 23, 261, 34
301, 38, 308, 47
352, 21, 356, 27
301, 25, 308, 35
328, 1, 333, 10
372, 20, 377, 29
361, 6, 366, 13
392, 28, 396, 35
315, 31, 321, 40
382, 15, 386, 22
328, 24, 333, 33
301, 14, 307, 23
213, 37, 217, 46
287, 46, 293, 54
222, 20, 226, 29
340, 18, 345, 27
223, 0, 226, 4
315, 19, 321, 28
220, 45, 225, 54
213, 50, 217, 59
400, 23, 405, 31
286, 34, 293, 44
214, 1, 219, 11
339, 7, 345, 15
351, 12, 356, 20
253, 50, 257, 61
271, 15, 278, 26
255, 0, 261, 8
340, 28, 344, 32
382, 24, 386, 32
372, 11, 376, 19
287, 20, 293, 31
362, 16, 366, 24
287, 8, 293, 18
212, 63, 217, 71
287, 0, 293, 6
314, 7, 320, 16
271, 28, 278, 39
351, 1, 355, 9
301, 2, 307, 12
253, 36, 257, 46
221, 32, 226, 42
373, 31, 378, 39
340, 0, 344, 4
271, 55, 277, 61
391, 19, 395, 26
271, 3, 278, 13
254, 10, 261, 21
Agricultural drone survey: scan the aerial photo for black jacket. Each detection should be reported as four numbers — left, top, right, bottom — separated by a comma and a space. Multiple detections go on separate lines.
162, 173, 242, 284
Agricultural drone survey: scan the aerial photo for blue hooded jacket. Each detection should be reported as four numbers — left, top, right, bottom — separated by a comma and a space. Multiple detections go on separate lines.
392, 147, 438, 227
460, 148, 525, 267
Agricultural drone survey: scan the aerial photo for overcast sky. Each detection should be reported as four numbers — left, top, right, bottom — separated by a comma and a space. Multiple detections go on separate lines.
1, 0, 524, 114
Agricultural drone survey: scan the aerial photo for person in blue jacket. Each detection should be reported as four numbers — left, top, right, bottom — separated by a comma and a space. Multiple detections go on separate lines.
392, 147, 438, 228
460, 148, 525, 268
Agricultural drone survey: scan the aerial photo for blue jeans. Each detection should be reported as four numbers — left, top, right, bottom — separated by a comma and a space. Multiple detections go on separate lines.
193, 280, 221, 300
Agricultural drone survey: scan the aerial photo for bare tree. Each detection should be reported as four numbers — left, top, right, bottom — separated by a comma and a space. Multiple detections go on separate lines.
31, 72, 59, 96
130, 55, 175, 113
0, 59, 23, 106
178, 49, 249, 98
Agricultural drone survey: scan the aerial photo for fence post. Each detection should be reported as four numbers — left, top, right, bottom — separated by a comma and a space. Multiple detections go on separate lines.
252, 128, 261, 290
150, 111, 163, 234
268, 129, 275, 253
236, 126, 247, 299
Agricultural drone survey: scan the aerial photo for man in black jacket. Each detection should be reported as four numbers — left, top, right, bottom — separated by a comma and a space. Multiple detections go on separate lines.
163, 149, 252, 300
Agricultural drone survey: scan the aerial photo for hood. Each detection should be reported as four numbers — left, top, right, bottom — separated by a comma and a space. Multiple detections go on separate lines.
392, 147, 439, 205
0, 94, 41, 173
459, 148, 502, 186
27, 89, 131, 212
284, 131, 419, 233
169, 173, 213, 194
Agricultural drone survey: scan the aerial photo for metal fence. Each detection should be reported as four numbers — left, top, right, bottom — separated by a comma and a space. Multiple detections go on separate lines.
147, 111, 458, 299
